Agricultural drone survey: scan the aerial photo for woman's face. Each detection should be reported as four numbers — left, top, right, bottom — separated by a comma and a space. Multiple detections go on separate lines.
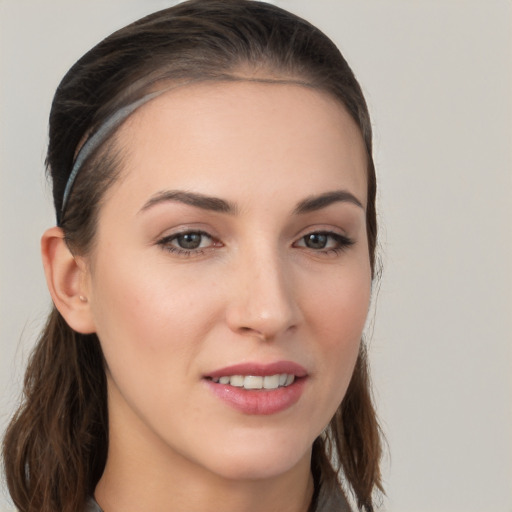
83, 81, 371, 481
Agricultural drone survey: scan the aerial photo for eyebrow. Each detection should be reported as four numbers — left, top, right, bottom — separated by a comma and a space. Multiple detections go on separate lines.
293, 190, 364, 214
139, 190, 237, 214
139, 189, 363, 215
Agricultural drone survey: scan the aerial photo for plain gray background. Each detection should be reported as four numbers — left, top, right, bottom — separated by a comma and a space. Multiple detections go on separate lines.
1, 1, 511, 511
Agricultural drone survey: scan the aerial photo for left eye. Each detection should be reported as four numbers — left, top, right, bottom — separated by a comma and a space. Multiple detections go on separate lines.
295, 232, 353, 251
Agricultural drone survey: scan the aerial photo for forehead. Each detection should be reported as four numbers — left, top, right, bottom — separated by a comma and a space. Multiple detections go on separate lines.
105, 81, 368, 212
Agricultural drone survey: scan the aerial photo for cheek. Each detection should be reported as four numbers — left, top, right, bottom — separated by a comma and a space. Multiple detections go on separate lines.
91, 252, 214, 341
87, 258, 219, 428
87, 254, 218, 397
301, 256, 371, 401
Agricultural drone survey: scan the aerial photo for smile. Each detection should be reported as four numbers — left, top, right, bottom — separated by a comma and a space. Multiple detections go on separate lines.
208, 374, 295, 390
204, 362, 307, 415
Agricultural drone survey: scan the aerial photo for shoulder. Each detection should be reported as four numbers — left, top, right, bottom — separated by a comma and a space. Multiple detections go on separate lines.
313, 484, 353, 512
312, 479, 353, 512
310, 456, 353, 512
84, 497, 103, 512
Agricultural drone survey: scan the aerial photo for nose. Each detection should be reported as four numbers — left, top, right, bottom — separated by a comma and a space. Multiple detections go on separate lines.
225, 247, 300, 341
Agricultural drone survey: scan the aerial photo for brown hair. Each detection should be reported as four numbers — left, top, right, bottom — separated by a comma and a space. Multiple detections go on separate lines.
2, 1, 382, 510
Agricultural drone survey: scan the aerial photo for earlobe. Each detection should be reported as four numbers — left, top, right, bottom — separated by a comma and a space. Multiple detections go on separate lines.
41, 226, 96, 334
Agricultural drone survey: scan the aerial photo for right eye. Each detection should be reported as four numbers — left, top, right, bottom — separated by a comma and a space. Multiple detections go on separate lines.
157, 230, 218, 256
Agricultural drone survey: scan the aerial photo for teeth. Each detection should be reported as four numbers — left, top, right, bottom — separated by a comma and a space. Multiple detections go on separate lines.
244, 376, 263, 389
263, 374, 280, 389
211, 373, 296, 390
230, 375, 245, 387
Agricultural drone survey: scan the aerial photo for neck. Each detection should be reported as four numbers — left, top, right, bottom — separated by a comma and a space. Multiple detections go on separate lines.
95, 444, 314, 512
96, 464, 314, 512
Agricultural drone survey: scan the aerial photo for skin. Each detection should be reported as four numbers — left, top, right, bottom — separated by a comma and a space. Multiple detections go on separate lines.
43, 81, 371, 512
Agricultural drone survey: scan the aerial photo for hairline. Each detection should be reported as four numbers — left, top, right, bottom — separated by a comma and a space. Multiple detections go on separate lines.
67, 73, 371, 262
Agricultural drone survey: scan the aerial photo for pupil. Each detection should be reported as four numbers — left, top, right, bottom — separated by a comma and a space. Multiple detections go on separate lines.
178, 233, 202, 249
305, 233, 327, 249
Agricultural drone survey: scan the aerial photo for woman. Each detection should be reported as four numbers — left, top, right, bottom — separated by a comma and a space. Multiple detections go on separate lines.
2, 1, 383, 511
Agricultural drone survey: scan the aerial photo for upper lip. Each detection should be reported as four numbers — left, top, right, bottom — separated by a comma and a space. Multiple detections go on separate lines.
205, 361, 308, 379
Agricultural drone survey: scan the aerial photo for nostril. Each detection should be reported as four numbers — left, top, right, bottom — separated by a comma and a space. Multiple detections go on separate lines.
237, 326, 269, 340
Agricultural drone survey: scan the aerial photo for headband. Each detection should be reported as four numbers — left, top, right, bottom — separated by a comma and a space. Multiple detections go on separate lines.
58, 89, 166, 225
58, 76, 314, 225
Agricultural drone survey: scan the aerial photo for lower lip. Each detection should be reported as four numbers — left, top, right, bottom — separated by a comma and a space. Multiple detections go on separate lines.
204, 378, 307, 415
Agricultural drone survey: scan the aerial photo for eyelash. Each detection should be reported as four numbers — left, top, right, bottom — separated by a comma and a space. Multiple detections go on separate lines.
156, 230, 354, 257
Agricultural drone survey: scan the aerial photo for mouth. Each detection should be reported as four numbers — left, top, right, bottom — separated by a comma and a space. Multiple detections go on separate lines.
206, 373, 296, 390
203, 361, 308, 415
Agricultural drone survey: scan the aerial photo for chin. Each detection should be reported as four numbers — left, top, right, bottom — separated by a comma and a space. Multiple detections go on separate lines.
195, 431, 314, 481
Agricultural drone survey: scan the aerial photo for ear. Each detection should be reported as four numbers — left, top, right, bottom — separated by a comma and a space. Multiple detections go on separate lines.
41, 226, 96, 334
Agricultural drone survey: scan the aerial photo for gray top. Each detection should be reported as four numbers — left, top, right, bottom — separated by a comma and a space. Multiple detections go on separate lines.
85, 479, 352, 512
